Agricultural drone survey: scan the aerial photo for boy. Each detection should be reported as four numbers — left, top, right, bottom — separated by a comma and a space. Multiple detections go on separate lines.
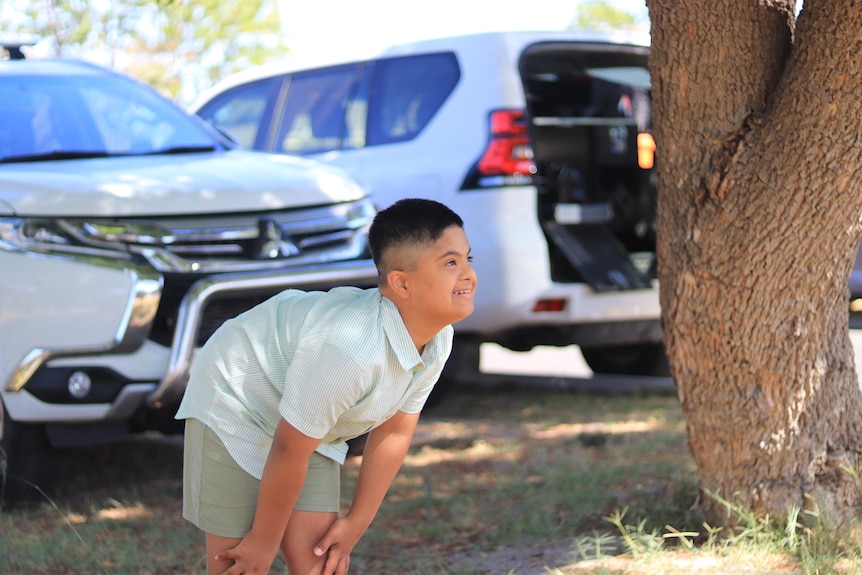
175, 198, 476, 575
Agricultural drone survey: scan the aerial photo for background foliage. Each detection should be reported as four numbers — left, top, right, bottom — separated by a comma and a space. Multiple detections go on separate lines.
1, 0, 639, 106
1, 0, 288, 103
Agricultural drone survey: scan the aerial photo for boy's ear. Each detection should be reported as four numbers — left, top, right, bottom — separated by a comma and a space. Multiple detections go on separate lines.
386, 269, 410, 299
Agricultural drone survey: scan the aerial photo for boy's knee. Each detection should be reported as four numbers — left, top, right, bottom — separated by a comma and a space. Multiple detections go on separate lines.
282, 510, 338, 573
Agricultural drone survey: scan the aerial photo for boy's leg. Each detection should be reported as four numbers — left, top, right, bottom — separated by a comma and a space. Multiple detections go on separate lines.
281, 510, 338, 575
183, 419, 259, 573
206, 533, 242, 575
185, 419, 340, 573
282, 452, 341, 574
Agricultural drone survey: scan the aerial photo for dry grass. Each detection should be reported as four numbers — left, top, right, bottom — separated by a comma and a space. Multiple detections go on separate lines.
8, 383, 854, 574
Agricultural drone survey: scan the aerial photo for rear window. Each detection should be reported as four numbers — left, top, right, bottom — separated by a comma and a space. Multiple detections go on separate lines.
276, 52, 459, 154
366, 52, 460, 146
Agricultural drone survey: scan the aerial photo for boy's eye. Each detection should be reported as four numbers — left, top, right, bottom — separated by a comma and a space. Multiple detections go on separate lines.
444, 256, 472, 266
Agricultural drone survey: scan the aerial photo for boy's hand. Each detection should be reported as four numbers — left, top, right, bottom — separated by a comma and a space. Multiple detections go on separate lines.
313, 516, 365, 575
313, 411, 419, 574
214, 537, 279, 575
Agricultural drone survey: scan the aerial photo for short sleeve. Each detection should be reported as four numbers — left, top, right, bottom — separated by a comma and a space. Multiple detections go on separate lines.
278, 343, 366, 439
401, 362, 445, 413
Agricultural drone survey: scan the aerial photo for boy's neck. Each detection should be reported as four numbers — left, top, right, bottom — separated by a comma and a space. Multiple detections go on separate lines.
382, 291, 439, 354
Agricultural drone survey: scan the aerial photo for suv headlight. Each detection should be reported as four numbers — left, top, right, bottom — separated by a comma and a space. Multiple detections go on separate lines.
0, 217, 133, 259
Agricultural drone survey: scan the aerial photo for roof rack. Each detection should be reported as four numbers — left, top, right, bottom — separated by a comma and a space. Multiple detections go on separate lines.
2, 40, 38, 60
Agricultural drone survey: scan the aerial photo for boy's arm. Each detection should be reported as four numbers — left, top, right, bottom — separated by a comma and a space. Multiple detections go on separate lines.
313, 410, 420, 572
215, 417, 320, 574
347, 409, 420, 526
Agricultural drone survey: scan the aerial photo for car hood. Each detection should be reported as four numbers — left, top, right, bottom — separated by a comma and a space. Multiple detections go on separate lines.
0, 150, 367, 217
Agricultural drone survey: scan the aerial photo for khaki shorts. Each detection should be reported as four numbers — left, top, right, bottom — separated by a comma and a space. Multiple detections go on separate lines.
182, 418, 340, 538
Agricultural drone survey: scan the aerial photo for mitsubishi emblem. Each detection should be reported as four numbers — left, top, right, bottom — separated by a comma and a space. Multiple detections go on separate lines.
255, 218, 300, 259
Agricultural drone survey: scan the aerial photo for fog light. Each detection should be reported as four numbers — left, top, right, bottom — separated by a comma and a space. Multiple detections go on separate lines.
68, 371, 92, 399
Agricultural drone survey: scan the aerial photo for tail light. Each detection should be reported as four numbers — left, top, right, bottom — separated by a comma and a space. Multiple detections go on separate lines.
637, 132, 655, 169
461, 109, 536, 190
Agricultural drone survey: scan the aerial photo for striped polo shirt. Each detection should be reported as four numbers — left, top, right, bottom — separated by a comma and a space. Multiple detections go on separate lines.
175, 286, 453, 477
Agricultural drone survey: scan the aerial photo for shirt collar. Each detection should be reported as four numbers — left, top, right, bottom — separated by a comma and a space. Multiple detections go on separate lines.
379, 291, 447, 371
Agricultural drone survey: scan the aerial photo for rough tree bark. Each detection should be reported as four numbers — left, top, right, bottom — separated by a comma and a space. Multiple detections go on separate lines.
647, 0, 862, 526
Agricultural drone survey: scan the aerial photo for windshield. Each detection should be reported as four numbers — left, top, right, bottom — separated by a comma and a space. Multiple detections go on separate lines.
0, 72, 220, 163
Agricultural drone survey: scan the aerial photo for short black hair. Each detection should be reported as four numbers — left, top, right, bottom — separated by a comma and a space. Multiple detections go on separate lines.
368, 198, 464, 285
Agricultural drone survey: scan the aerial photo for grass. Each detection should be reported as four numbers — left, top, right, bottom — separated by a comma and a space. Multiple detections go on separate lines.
4, 383, 861, 574
343, 387, 697, 574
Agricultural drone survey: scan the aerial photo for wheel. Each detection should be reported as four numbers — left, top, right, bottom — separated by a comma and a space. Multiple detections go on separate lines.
580, 342, 670, 377
1, 400, 63, 508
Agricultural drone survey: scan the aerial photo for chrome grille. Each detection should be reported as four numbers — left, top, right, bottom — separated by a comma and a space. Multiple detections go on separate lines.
68, 199, 375, 273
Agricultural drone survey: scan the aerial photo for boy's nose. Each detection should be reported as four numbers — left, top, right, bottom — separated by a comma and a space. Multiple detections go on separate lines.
464, 266, 478, 283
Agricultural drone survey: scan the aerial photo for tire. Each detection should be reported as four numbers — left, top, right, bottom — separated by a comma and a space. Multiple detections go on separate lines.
1, 400, 63, 508
580, 342, 670, 377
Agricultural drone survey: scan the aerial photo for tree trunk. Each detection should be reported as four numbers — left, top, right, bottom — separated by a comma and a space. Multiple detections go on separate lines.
647, 0, 862, 526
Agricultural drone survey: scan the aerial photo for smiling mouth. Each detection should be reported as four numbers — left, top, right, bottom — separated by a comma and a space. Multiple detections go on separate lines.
454, 289, 472, 296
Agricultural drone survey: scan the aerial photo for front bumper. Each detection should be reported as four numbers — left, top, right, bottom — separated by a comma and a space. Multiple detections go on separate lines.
4, 259, 378, 421
148, 260, 378, 408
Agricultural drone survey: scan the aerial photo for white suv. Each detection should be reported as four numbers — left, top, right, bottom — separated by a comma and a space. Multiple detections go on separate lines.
0, 49, 377, 504
193, 30, 664, 383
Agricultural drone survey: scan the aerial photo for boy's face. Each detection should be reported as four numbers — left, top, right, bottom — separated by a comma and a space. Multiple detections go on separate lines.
404, 225, 476, 326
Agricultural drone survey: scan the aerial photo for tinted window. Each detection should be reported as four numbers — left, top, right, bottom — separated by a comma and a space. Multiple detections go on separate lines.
366, 52, 460, 146
215, 52, 460, 156
273, 67, 362, 154
196, 79, 278, 148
